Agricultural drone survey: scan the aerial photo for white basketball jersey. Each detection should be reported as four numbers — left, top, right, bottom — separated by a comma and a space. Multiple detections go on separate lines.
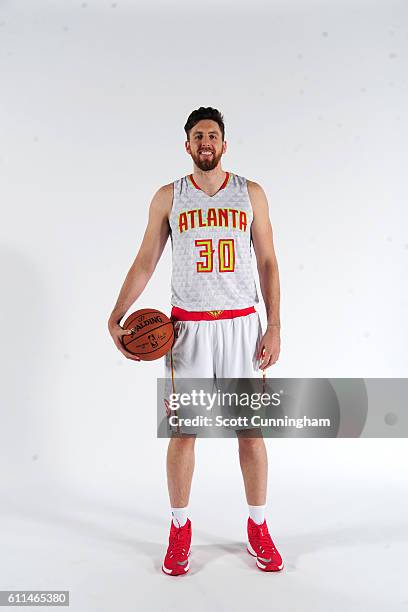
169, 171, 259, 310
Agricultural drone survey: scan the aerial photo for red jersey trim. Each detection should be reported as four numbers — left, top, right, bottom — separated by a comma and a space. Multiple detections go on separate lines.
188, 172, 230, 192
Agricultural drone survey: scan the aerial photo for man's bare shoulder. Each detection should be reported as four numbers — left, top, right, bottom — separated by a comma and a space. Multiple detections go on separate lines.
246, 179, 266, 198
156, 182, 174, 197
246, 179, 268, 214
150, 182, 174, 214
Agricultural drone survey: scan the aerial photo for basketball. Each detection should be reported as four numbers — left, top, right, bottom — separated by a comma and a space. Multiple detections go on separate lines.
121, 308, 174, 361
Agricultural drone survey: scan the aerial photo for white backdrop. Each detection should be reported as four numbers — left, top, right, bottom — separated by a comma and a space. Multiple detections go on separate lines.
1, 1, 407, 611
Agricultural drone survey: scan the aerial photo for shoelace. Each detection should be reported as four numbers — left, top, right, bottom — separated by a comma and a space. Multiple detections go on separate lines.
253, 525, 276, 556
169, 528, 189, 559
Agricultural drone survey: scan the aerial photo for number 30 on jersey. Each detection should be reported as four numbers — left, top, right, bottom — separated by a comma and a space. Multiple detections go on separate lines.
195, 238, 235, 273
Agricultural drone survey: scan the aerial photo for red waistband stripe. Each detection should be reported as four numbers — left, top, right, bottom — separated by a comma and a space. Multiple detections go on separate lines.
171, 305, 256, 322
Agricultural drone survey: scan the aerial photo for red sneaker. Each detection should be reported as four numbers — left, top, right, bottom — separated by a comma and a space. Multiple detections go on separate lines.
162, 518, 192, 576
247, 517, 284, 571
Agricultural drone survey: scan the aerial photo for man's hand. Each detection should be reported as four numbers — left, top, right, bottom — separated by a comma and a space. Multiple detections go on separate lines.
108, 319, 141, 362
258, 327, 280, 370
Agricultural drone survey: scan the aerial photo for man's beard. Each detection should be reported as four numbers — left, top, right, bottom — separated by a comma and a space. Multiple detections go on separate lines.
191, 148, 223, 171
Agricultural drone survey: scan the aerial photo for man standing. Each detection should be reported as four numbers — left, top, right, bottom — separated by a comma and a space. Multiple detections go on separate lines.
108, 107, 283, 575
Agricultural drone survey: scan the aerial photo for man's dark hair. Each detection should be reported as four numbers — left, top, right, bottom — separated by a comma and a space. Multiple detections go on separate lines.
184, 107, 225, 141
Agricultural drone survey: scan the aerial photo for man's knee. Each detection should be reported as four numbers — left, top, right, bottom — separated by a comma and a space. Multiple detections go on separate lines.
237, 433, 265, 449
169, 434, 196, 448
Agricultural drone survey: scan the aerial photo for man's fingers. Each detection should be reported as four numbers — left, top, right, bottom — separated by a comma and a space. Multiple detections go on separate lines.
262, 351, 280, 369
260, 348, 281, 369
260, 355, 273, 370
271, 351, 279, 365
114, 340, 141, 361
122, 351, 141, 362
118, 328, 133, 336
267, 355, 275, 368
259, 350, 272, 370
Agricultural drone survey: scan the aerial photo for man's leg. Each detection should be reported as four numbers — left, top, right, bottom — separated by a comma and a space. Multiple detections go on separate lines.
237, 430, 284, 571
162, 317, 213, 575
237, 431, 267, 505
214, 312, 284, 571
166, 434, 196, 508
161, 434, 196, 576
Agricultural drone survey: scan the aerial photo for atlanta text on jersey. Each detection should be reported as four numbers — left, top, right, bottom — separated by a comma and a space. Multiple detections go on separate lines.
178, 207, 248, 233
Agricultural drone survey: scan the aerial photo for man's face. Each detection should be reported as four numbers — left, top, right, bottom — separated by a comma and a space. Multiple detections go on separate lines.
185, 119, 227, 171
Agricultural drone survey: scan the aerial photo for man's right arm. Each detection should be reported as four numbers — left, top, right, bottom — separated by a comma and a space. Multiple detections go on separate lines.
108, 183, 173, 358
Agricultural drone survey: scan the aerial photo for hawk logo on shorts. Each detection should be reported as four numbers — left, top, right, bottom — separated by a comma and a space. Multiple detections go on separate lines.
207, 310, 224, 318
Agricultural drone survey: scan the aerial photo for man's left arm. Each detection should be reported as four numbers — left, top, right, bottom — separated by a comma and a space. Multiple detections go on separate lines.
247, 180, 281, 370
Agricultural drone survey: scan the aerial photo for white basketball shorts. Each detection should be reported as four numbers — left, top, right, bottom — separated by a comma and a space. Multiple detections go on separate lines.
162, 306, 265, 435
165, 307, 263, 379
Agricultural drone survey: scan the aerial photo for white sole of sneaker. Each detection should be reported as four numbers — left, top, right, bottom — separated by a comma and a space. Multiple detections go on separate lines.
162, 548, 191, 576
247, 541, 284, 571
162, 560, 190, 575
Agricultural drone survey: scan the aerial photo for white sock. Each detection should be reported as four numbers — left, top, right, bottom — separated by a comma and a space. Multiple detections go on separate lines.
248, 504, 266, 525
171, 506, 189, 528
